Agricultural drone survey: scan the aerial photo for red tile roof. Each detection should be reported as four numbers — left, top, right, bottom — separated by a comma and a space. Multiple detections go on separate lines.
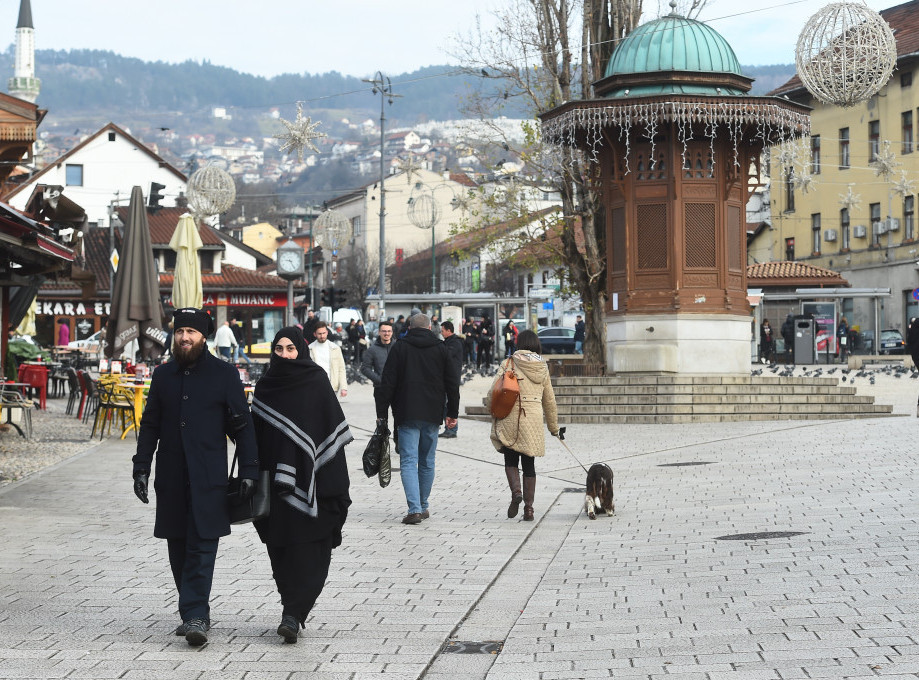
160, 263, 288, 290
771, 0, 919, 97
115, 206, 223, 246
746, 261, 849, 287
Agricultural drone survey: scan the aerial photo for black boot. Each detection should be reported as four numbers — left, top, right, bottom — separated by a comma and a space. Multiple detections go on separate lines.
277, 614, 299, 643
505, 467, 523, 518
522, 476, 536, 521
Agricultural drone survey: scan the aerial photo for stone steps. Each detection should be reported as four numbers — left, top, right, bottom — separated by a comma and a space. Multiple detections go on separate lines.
465, 374, 895, 423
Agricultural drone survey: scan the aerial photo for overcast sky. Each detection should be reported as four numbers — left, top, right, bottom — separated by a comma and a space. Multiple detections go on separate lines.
0, 0, 897, 78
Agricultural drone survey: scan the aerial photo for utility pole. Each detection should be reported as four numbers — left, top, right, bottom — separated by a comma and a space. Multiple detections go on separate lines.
362, 72, 400, 322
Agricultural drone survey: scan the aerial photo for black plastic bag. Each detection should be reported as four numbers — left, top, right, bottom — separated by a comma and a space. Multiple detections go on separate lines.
363, 422, 390, 477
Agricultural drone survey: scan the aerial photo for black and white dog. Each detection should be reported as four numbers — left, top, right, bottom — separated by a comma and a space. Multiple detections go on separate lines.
585, 463, 614, 519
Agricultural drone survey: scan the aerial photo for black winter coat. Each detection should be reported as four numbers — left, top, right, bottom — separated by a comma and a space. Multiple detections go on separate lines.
133, 350, 258, 540
443, 334, 464, 374
375, 327, 460, 426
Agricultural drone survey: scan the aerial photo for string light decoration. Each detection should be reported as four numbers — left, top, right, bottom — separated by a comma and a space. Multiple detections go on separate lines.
839, 183, 862, 212
869, 140, 899, 180
795, 1, 897, 107
399, 156, 424, 185
186, 164, 236, 217
275, 102, 326, 163
407, 191, 441, 230
540, 99, 810, 170
313, 208, 352, 251
793, 168, 816, 194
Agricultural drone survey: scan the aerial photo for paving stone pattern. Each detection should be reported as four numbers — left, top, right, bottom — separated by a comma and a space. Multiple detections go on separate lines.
0, 369, 918, 678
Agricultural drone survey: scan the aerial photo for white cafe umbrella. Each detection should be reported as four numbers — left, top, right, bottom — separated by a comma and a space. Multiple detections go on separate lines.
168, 213, 203, 309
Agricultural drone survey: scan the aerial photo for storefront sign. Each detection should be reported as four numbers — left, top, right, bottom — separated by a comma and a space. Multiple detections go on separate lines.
164, 293, 287, 308
38, 300, 111, 316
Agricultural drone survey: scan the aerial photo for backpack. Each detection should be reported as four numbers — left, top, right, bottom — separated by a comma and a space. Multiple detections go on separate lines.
490, 356, 521, 419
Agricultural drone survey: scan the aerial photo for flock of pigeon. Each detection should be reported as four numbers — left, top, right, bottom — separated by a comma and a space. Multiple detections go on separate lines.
750, 362, 918, 385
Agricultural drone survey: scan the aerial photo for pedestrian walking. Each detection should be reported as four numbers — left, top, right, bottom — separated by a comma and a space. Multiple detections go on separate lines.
781, 313, 795, 363
250, 327, 352, 644
360, 320, 394, 390
836, 316, 850, 364
230, 316, 252, 365
573, 315, 585, 354
439, 320, 464, 438
462, 317, 477, 365
309, 322, 348, 398
477, 315, 494, 368
759, 319, 775, 364
131, 307, 258, 646
503, 319, 518, 358
215, 320, 236, 362
485, 329, 559, 522
907, 317, 919, 417
374, 313, 460, 525
302, 309, 319, 344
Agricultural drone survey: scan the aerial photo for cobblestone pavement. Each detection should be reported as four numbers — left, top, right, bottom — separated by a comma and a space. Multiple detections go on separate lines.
1, 368, 918, 679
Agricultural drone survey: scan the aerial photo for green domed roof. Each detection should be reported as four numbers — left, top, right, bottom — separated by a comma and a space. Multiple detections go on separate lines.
601, 12, 745, 98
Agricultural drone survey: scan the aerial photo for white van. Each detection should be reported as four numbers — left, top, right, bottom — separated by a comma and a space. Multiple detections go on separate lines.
319, 306, 363, 325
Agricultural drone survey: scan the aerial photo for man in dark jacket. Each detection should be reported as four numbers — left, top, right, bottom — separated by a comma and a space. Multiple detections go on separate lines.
375, 314, 460, 525
781, 313, 795, 363
573, 315, 585, 354
131, 307, 258, 647
439, 320, 464, 438
302, 309, 319, 344
360, 320, 394, 389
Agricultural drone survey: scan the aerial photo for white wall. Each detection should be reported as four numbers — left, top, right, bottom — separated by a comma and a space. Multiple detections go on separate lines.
8, 131, 186, 225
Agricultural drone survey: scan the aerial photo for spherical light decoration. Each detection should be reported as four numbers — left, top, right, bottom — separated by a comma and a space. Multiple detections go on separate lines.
186, 165, 236, 217
795, 2, 897, 107
407, 192, 441, 230
314, 209, 352, 251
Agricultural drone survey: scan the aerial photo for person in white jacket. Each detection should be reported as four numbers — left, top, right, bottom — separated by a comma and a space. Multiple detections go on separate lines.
308, 321, 348, 397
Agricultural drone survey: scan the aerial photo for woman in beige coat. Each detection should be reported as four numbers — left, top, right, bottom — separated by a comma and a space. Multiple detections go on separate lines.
486, 329, 559, 521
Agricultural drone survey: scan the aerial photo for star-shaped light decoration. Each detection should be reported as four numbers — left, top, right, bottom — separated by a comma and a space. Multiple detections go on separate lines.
839, 184, 862, 212
275, 103, 326, 163
893, 170, 917, 198
400, 155, 423, 185
792, 168, 816, 194
775, 142, 798, 168
450, 190, 473, 213
870, 140, 899, 181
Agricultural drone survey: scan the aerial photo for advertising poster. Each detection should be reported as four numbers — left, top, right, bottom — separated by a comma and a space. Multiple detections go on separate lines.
802, 302, 836, 355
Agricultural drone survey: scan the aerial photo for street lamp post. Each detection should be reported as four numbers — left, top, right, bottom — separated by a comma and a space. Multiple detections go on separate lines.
362, 72, 399, 320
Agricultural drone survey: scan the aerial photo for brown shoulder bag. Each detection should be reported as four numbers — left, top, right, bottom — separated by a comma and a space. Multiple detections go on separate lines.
490, 356, 521, 419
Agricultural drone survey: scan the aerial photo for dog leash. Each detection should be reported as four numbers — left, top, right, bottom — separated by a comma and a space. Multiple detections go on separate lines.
554, 427, 590, 474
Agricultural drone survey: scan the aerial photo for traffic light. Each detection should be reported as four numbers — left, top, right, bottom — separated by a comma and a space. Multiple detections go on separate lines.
320, 288, 331, 307
335, 288, 348, 306
148, 182, 166, 210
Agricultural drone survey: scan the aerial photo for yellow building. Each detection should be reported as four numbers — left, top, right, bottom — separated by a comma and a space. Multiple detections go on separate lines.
241, 222, 284, 259
762, 0, 919, 332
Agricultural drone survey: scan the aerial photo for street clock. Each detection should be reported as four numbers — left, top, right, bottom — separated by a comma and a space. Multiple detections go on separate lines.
276, 240, 304, 280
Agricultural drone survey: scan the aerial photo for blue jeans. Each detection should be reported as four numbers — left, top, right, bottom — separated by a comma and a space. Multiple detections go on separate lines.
396, 420, 439, 514
575, 340, 583, 354
233, 345, 251, 364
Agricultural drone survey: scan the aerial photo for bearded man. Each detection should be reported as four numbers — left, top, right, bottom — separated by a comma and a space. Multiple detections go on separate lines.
132, 307, 258, 647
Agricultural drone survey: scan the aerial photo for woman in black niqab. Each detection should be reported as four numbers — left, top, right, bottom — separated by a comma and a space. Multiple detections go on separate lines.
250, 326, 352, 643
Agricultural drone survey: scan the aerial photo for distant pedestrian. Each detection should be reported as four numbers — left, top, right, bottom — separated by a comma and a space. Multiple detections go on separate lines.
573, 315, 585, 354
374, 313, 460, 525
132, 307, 257, 646
309, 322, 348, 398
781, 314, 795, 363
486, 329, 559, 521
393, 315, 405, 338
230, 317, 252, 365
57, 320, 70, 347
439, 320, 464, 438
215, 320, 236, 362
836, 316, 849, 364
477, 315, 494, 368
302, 309, 319, 343
250, 327, 352, 643
759, 319, 775, 364
503, 319, 518, 358
462, 317, 477, 365
907, 317, 919, 417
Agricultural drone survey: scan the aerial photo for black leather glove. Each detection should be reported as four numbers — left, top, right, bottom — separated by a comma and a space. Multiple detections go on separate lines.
239, 477, 257, 501
556, 427, 566, 441
133, 471, 149, 504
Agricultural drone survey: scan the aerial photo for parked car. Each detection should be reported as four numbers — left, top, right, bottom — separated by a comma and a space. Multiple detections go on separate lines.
537, 326, 578, 354
68, 329, 105, 352
878, 329, 905, 355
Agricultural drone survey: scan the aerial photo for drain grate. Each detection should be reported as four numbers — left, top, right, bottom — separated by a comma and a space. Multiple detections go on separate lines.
659, 461, 715, 467
442, 640, 503, 655
716, 531, 807, 541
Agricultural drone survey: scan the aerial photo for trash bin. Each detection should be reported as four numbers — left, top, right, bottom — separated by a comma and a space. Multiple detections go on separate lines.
793, 315, 816, 364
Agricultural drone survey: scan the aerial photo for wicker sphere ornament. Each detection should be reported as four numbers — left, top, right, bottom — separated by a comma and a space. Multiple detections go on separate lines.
795, 1, 897, 107
407, 191, 441, 230
314, 208, 352, 251
186, 165, 236, 217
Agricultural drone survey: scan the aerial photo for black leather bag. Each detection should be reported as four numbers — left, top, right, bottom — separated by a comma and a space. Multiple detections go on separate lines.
227, 452, 270, 525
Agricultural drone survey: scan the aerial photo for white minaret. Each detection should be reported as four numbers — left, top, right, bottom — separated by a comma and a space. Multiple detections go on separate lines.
8, 0, 40, 103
